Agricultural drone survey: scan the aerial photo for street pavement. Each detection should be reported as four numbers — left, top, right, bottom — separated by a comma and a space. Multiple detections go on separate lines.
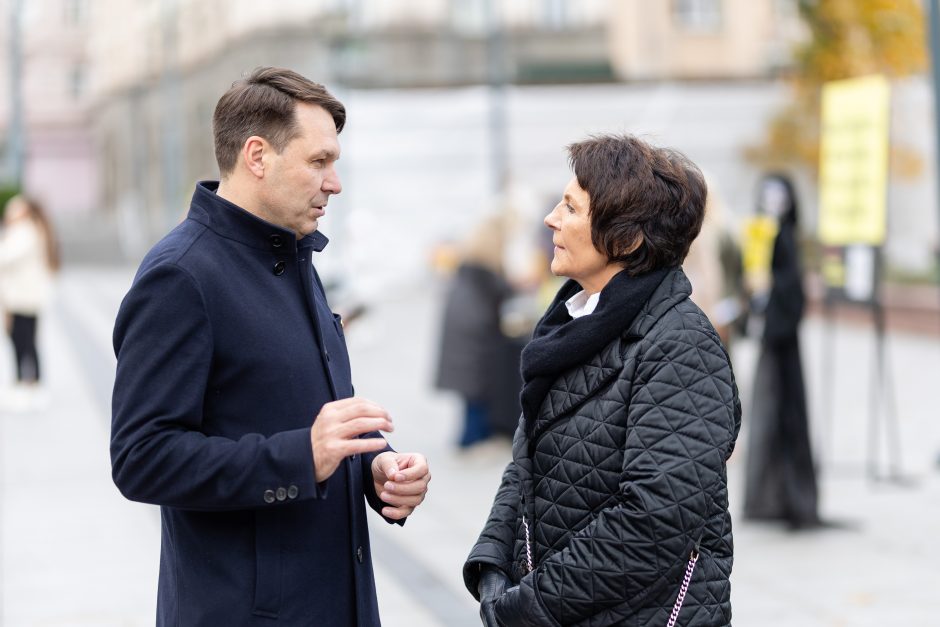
1, 266, 939, 626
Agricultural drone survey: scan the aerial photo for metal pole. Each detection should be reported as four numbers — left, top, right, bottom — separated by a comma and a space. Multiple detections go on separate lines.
930, 1, 940, 314
6, 0, 24, 187
484, 0, 509, 194
160, 0, 183, 231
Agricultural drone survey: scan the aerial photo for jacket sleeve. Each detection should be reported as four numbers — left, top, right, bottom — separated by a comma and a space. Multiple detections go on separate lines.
463, 460, 521, 600
110, 262, 322, 511
505, 326, 739, 626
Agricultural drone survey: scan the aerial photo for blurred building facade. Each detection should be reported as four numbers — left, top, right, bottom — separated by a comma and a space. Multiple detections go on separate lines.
0, 0, 96, 217
2, 0, 936, 274
609, 0, 804, 79
84, 0, 807, 252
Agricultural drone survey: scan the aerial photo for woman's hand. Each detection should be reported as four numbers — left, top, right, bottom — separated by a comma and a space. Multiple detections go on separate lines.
478, 566, 511, 626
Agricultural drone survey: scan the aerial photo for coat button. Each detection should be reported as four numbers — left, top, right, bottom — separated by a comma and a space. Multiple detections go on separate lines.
273, 261, 286, 276
263, 489, 276, 504
276, 487, 287, 501
270, 234, 283, 248
287, 485, 299, 499
356, 546, 363, 563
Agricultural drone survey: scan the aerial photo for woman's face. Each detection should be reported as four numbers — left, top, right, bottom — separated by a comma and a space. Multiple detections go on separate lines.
544, 177, 618, 294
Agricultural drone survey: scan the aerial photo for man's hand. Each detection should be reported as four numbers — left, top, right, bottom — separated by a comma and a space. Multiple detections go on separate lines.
311, 397, 393, 483
371, 451, 431, 520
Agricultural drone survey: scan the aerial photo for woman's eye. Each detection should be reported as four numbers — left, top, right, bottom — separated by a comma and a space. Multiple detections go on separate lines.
566, 204, 575, 214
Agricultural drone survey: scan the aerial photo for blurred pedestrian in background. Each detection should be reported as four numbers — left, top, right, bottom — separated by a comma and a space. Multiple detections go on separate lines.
464, 134, 741, 626
435, 214, 521, 448
0, 195, 59, 411
110, 67, 431, 626
742, 173, 822, 530
684, 178, 747, 348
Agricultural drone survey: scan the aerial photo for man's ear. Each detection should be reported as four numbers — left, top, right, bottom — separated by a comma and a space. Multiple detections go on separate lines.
242, 136, 266, 179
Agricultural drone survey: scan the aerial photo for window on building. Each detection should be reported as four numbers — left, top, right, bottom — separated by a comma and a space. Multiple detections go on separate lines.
672, 0, 722, 32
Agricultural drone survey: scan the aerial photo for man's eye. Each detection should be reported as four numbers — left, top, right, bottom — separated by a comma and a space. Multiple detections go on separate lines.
566, 204, 575, 213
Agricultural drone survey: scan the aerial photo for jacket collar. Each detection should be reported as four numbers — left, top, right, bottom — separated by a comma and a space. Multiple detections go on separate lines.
528, 267, 694, 438
626, 268, 692, 337
187, 180, 329, 253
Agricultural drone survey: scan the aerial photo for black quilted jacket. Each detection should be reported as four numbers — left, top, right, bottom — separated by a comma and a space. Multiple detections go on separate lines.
464, 269, 741, 626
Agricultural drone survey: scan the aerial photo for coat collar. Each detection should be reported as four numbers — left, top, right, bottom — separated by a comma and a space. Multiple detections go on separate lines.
528, 267, 694, 440
188, 180, 329, 253
625, 268, 692, 337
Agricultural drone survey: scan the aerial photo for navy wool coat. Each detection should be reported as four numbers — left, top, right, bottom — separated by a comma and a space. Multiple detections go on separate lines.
111, 182, 397, 626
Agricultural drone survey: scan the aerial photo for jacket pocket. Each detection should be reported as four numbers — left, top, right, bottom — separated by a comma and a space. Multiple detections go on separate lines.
252, 510, 282, 618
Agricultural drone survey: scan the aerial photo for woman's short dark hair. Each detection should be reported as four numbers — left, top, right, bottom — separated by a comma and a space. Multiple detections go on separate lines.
568, 134, 707, 276
213, 67, 346, 176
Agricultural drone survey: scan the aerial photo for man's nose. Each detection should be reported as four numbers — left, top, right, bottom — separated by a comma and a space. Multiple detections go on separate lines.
324, 167, 342, 195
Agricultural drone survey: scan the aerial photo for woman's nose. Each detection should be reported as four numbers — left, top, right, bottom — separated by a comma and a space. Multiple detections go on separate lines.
544, 206, 560, 230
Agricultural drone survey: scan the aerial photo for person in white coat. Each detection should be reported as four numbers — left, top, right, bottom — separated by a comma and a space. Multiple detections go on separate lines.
0, 195, 59, 408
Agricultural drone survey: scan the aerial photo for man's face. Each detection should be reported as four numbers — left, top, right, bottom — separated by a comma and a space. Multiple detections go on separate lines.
260, 102, 342, 238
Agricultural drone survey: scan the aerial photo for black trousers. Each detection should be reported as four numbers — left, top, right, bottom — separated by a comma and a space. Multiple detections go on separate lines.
8, 314, 40, 382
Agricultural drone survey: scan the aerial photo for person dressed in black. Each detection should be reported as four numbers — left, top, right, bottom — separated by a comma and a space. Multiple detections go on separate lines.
464, 134, 741, 626
742, 173, 821, 529
435, 215, 519, 447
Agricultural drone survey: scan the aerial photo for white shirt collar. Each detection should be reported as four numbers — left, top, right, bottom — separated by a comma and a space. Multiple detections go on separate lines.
565, 290, 600, 319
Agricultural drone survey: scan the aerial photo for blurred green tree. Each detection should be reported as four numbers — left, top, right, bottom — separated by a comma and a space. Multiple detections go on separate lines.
747, 0, 927, 176
0, 185, 20, 220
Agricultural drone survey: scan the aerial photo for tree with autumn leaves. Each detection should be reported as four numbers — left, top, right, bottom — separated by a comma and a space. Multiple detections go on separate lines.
748, 0, 927, 173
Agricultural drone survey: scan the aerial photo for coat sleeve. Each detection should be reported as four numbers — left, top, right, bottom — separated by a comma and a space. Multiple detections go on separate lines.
504, 326, 740, 626
110, 262, 322, 511
463, 460, 521, 600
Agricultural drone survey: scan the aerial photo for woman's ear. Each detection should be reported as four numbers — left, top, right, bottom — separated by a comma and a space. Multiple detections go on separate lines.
619, 234, 643, 257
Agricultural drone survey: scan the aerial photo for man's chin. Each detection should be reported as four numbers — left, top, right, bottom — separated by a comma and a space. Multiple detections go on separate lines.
297, 221, 319, 238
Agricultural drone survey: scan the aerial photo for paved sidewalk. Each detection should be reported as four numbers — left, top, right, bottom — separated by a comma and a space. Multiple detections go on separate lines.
1, 266, 938, 626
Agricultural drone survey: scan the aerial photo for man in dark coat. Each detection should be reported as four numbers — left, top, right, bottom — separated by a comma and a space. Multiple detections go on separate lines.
111, 67, 431, 626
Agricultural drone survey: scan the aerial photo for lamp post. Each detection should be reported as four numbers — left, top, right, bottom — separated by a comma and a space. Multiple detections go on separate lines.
930, 0, 940, 286
483, 0, 509, 194
6, 0, 24, 188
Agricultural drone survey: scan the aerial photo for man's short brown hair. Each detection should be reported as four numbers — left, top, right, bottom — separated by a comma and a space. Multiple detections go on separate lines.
567, 134, 707, 276
213, 67, 346, 176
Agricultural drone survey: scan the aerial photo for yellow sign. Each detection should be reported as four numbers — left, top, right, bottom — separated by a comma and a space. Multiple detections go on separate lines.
742, 215, 778, 295
817, 75, 890, 245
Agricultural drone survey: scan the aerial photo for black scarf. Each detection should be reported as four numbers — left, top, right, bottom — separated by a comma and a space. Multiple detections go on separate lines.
520, 267, 670, 433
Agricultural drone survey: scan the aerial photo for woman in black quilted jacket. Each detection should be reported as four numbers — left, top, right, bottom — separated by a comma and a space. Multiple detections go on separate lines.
464, 134, 741, 627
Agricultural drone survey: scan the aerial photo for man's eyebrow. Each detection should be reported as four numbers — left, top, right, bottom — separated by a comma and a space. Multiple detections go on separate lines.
311, 149, 339, 160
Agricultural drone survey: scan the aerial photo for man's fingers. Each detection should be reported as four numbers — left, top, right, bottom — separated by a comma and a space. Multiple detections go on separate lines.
322, 398, 390, 422
379, 491, 425, 508
391, 457, 429, 482
382, 478, 428, 497
341, 417, 393, 438
381, 505, 413, 520
336, 401, 389, 422
347, 437, 389, 456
